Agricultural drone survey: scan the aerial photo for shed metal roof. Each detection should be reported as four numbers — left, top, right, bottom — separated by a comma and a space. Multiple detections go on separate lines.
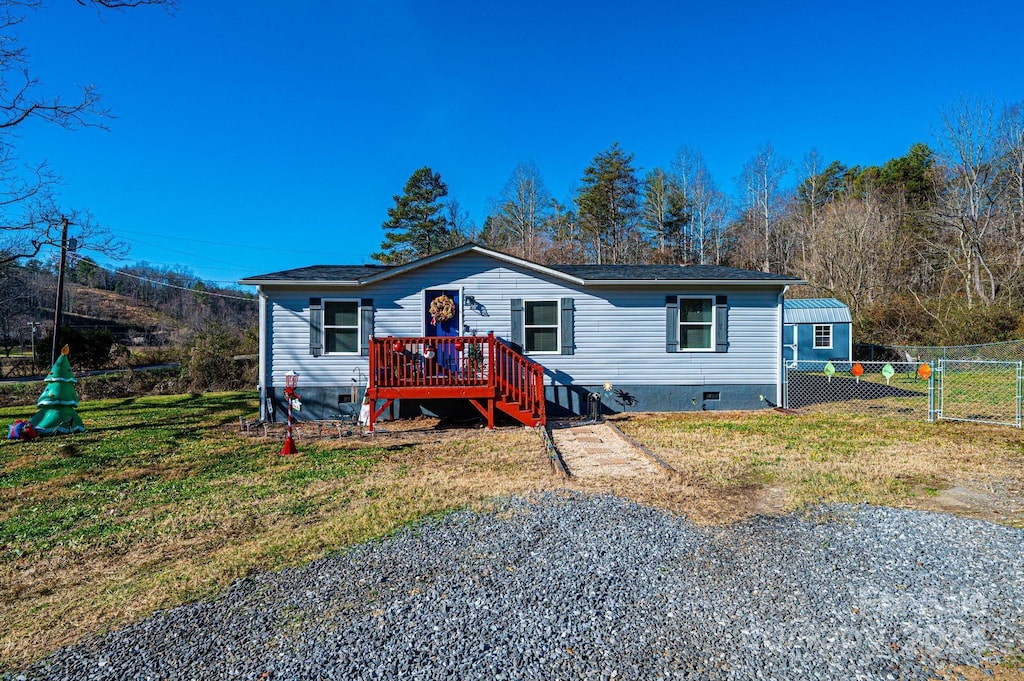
783, 298, 852, 324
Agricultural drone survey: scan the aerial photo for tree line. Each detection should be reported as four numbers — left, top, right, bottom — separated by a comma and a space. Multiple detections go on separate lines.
374, 99, 1024, 347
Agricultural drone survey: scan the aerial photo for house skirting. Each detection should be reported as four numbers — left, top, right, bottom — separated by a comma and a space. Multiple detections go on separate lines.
545, 383, 777, 416
263, 383, 777, 422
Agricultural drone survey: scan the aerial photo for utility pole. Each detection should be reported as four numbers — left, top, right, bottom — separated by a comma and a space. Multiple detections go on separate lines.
27, 321, 38, 366
50, 216, 69, 366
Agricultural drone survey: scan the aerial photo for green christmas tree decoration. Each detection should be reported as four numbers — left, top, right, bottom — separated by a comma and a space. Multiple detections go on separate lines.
29, 345, 86, 435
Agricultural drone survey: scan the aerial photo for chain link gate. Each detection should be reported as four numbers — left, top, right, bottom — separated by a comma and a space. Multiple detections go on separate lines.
932, 359, 1023, 428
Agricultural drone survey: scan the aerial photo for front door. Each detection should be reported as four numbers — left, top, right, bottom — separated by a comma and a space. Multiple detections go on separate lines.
424, 289, 461, 373
424, 289, 461, 337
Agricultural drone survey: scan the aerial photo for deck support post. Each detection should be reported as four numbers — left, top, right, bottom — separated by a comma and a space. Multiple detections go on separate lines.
467, 398, 495, 430
368, 397, 394, 433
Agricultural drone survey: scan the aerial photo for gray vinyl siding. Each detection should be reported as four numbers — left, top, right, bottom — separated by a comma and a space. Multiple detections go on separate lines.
263, 251, 783, 388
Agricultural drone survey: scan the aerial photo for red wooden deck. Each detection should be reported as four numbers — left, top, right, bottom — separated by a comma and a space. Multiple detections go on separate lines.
366, 333, 546, 431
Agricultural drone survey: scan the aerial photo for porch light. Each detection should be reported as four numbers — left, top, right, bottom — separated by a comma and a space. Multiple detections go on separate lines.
464, 295, 476, 307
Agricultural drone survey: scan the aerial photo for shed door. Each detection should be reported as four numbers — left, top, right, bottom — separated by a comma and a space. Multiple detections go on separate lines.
783, 324, 797, 367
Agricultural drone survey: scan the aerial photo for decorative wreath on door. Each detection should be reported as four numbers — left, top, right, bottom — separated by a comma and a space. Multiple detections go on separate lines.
429, 294, 456, 325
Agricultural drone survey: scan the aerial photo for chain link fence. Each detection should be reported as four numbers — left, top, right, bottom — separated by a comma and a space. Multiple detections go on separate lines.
783, 356, 1024, 428
783, 359, 933, 420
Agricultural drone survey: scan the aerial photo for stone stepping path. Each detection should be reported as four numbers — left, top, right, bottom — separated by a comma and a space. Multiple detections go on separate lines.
548, 421, 664, 479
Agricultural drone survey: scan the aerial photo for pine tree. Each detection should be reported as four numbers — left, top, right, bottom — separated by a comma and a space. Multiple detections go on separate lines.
575, 143, 641, 264
372, 167, 451, 264
29, 345, 86, 435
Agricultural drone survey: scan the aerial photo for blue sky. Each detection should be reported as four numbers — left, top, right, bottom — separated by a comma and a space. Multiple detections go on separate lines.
14, 0, 1024, 287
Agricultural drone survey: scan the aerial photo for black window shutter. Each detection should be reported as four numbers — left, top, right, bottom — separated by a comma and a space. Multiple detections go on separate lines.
510, 298, 524, 348
309, 297, 322, 357
360, 298, 373, 356
560, 297, 575, 355
715, 295, 728, 353
665, 295, 678, 353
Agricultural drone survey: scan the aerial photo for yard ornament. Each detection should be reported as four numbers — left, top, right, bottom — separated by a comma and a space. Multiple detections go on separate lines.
29, 345, 86, 435
7, 419, 38, 441
823, 361, 836, 383
881, 363, 895, 385
851, 362, 864, 383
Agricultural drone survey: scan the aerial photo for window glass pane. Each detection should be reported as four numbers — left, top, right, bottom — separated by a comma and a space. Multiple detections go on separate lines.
526, 328, 558, 353
814, 325, 831, 348
680, 298, 711, 322
326, 328, 357, 353
325, 301, 358, 327
680, 325, 711, 350
525, 301, 558, 326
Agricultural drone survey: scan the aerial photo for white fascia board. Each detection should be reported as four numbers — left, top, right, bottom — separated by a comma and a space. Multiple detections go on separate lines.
239, 279, 364, 287
579, 278, 807, 287
358, 245, 586, 286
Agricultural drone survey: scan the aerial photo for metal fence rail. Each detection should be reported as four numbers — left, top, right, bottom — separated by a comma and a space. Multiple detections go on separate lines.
887, 339, 1024, 364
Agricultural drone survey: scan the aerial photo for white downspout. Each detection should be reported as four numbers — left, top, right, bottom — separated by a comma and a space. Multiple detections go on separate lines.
258, 289, 269, 419
777, 286, 789, 408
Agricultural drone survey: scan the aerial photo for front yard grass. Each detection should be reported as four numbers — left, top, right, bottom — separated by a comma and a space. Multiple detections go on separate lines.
2, 396, 1023, 670
0, 392, 553, 669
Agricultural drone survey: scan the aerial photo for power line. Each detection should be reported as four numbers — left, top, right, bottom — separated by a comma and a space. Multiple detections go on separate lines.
113, 226, 374, 260
92, 262, 257, 302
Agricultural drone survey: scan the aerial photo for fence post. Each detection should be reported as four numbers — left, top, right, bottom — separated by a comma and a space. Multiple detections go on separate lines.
781, 358, 789, 410
1017, 361, 1023, 429
927, 362, 937, 423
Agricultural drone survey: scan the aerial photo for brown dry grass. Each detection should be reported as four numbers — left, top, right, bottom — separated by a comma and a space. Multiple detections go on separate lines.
3, 397, 1022, 674
611, 410, 1024, 527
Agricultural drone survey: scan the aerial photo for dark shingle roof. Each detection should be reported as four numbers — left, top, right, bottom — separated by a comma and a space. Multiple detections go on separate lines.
239, 244, 803, 285
551, 263, 800, 282
240, 264, 394, 283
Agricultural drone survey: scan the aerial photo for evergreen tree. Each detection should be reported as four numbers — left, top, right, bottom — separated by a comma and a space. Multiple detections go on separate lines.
575, 143, 641, 264
29, 345, 85, 435
372, 167, 451, 264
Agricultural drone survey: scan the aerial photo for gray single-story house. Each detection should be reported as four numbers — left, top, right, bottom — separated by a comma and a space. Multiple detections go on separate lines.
239, 244, 804, 424
783, 297, 853, 365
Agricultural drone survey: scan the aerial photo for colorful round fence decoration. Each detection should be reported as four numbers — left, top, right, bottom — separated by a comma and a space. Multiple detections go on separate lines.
917, 363, 932, 380
881, 363, 895, 385
851, 363, 864, 382
393, 340, 405, 353
823, 361, 836, 382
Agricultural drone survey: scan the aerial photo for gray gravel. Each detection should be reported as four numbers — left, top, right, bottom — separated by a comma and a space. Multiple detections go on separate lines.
8, 492, 1024, 680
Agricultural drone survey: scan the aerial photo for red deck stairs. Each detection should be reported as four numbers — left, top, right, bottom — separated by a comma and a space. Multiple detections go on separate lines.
366, 333, 546, 432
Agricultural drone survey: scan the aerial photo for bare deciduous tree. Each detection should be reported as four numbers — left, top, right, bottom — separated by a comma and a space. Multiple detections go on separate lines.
738, 143, 792, 273
0, 0, 171, 265
674, 147, 728, 265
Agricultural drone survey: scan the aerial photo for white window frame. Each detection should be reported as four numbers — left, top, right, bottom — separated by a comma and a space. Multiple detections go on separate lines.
524, 299, 561, 354
323, 298, 361, 355
678, 295, 716, 352
813, 324, 833, 350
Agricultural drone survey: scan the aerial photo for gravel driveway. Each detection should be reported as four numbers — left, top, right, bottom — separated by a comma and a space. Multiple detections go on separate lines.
9, 492, 1023, 681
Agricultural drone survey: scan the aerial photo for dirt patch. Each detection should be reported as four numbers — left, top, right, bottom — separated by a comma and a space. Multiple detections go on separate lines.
915, 481, 1024, 526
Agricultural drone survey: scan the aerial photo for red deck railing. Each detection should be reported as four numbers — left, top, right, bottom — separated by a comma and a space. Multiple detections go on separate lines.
367, 333, 546, 429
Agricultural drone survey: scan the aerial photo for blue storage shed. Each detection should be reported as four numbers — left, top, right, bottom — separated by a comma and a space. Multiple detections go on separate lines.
783, 298, 852, 364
